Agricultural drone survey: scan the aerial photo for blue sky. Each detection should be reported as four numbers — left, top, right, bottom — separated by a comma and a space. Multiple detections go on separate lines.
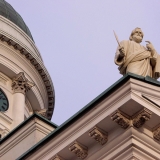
7, 0, 160, 125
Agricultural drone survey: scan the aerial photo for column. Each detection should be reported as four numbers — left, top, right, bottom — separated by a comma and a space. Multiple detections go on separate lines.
12, 72, 34, 128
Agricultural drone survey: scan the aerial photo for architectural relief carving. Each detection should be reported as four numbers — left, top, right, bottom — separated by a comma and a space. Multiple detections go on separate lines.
0, 34, 54, 120
12, 72, 34, 94
89, 126, 108, 145
69, 141, 88, 159
35, 109, 47, 118
111, 110, 130, 129
153, 127, 160, 141
132, 108, 152, 128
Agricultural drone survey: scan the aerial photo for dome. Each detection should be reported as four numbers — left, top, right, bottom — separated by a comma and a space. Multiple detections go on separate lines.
0, 0, 33, 40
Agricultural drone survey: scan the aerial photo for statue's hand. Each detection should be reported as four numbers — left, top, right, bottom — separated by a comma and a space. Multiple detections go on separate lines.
145, 41, 155, 51
119, 46, 125, 58
145, 41, 156, 56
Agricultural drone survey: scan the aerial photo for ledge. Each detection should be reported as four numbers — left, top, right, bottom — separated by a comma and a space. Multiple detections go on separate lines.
17, 73, 160, 159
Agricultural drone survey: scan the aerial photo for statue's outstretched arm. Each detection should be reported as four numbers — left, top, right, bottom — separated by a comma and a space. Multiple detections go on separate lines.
114, 41, 126, 66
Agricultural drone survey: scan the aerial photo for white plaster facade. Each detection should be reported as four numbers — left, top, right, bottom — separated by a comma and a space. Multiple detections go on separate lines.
0, 1, 160, 160
17, 75, 160, 160
0, 114, 57, 160
0, 14, 55, 136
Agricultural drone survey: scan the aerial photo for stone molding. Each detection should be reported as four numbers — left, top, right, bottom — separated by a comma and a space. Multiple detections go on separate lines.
89, 126, 108, 145
0, 33, 54, 120
111, 110, 130, 129
153, 127, 160, 141
132, 108, 152, 128
12, 72, 34, 94
69, 141, 88, 159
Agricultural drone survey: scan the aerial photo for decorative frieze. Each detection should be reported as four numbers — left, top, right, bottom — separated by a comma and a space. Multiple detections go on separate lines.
0, 33, 54, 120
153, 127, 160, 141
89, 126, 108, 145
69, 141, 88, 159
12, 72, 34, 94
111, 111, 130, 129
132, 108, 152, 128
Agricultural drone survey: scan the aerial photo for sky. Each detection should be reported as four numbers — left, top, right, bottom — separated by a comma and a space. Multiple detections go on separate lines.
6, 0, 160, 125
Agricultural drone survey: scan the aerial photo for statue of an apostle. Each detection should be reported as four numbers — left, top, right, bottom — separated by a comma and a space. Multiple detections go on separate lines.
114, 27, 160, 79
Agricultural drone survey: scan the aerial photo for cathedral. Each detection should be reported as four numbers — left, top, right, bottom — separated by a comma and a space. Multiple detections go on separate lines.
0, 1, 160, 159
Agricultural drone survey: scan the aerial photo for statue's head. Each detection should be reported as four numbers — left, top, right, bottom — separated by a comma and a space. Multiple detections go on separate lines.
129, 27, 144, 43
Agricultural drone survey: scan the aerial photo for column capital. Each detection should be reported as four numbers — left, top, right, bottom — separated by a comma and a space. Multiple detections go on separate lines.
12, 72, 34, 94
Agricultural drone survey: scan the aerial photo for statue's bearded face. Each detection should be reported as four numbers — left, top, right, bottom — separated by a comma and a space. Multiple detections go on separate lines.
132, 29, 143, 43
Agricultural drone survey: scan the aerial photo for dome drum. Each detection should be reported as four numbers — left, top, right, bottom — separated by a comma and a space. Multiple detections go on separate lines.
0, 33, 55, 119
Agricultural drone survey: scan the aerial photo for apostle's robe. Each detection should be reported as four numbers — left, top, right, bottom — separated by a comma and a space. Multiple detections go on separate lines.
114, 40, 160, 79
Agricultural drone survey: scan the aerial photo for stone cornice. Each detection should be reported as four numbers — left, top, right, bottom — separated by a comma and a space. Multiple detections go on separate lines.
16, 75, 160, 159
0, 33, 55, 120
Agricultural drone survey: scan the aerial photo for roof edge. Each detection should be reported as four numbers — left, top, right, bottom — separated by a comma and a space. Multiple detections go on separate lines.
0, 113, 58, 144
17, 73, 160, 159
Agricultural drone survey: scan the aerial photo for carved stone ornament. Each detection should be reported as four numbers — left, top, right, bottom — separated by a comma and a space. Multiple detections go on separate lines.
111, 110, 130, 129
89, 126, 108, 145
12, 72, 34, 94
69, 141, 88, 159
132, 108, 152, 128
153, 127, 160, 141
50, 155, 64, 160
35, 109, 47, 118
